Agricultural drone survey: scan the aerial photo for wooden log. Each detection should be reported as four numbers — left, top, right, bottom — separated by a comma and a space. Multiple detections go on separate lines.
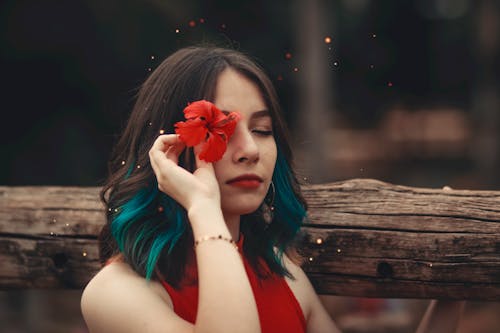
1, 179, 499, 300
0, 187, 102, 289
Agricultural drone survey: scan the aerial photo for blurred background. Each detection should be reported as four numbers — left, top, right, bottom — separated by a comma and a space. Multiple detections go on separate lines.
1, 0, 499, 332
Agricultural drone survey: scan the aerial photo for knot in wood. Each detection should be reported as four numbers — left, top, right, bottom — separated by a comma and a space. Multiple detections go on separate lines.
377, 261, 394, 278
52, 252, 68, 269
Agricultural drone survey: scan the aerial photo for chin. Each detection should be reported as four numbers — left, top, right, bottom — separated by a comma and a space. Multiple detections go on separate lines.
221, 199, 262, 216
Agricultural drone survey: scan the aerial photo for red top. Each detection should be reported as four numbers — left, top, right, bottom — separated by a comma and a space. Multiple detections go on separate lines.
161, 236, 307, 333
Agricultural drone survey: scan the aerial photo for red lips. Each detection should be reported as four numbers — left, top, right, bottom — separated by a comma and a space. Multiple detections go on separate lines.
226, 174, 263, 189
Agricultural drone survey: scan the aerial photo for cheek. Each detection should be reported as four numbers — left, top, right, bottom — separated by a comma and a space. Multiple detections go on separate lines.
262, 141, 277, 172
212, 161, 227, 183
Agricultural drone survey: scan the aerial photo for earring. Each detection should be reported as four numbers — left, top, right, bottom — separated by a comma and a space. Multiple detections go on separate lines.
262, 181, 275, 226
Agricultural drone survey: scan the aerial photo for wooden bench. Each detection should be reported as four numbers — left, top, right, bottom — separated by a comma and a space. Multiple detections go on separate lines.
1, 179, 499, 301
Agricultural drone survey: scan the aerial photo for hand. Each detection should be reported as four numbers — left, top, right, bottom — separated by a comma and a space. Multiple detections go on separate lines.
148, 134, 221, 213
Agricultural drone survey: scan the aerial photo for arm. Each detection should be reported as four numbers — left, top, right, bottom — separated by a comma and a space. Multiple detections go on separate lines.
415, 300, 466, 333
150, 134, 261, 333
283, 255, 342, 333
306, 292, 343, 333
188, 206, 260, 333
81, 134, 260, 333
81, 261, 195, 333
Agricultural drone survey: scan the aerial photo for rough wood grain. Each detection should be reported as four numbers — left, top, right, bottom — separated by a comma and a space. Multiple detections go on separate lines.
1, 179, 499, 300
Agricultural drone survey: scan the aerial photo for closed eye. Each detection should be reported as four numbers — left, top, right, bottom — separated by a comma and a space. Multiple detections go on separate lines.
252, 130, 273, 136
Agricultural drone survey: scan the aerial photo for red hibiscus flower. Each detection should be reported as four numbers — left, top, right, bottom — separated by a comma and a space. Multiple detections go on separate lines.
174, 100, 240, 162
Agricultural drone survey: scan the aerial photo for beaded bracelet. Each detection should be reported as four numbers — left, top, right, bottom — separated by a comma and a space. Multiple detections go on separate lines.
194, 234, 238, 249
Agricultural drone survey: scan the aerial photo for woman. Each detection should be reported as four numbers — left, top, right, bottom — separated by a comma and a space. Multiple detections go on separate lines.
81, 45, 464, 333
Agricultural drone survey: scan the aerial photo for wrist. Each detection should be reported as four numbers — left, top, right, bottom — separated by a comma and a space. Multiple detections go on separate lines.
188, 203, 229, 237
188, 201, 222, 220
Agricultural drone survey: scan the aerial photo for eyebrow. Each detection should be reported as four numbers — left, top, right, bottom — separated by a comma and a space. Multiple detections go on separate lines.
222, 109, 271, 119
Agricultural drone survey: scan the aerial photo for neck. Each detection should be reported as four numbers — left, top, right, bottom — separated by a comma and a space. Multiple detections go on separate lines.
223, 213, 241, 241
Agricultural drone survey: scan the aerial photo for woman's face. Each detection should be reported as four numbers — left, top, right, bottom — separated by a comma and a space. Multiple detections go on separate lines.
212, 68, 277, 216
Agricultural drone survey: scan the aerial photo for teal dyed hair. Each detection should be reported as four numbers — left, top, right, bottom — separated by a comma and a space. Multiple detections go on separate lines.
111, 185, 187, 280
272, 148, 307, 236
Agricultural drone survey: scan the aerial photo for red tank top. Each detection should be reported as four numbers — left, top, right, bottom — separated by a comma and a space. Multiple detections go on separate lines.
161, 235, 307, 333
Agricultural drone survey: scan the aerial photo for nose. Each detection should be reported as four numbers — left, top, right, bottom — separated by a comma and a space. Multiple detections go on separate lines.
231, 125, 259, 164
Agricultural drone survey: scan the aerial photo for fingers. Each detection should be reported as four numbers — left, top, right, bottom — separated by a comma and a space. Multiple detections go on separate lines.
149, 134, 185, 177
148, 134, 220, 210
149, 134, 192, 204
149, 134, 215, 177
150, 134, 184, 161
151, 134, 184, 155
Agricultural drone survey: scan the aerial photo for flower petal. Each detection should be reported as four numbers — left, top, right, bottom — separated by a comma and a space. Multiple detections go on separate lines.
212, 111, 240, 138
198, 131, 227, 162
175, 100, 241, 162
174, 118, 207, 147
184, 100, 216, 121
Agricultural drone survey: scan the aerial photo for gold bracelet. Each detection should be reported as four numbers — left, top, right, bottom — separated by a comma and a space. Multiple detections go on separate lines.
194, 235, 238, 249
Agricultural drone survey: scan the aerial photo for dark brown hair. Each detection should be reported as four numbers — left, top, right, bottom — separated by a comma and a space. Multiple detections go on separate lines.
98, 45, 307, 287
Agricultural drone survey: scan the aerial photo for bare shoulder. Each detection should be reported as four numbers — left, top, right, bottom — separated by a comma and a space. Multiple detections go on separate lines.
283, 255, 342, 333
81, 261, 171, 309
81, 261, 192, 333
282, 254, 315, 318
